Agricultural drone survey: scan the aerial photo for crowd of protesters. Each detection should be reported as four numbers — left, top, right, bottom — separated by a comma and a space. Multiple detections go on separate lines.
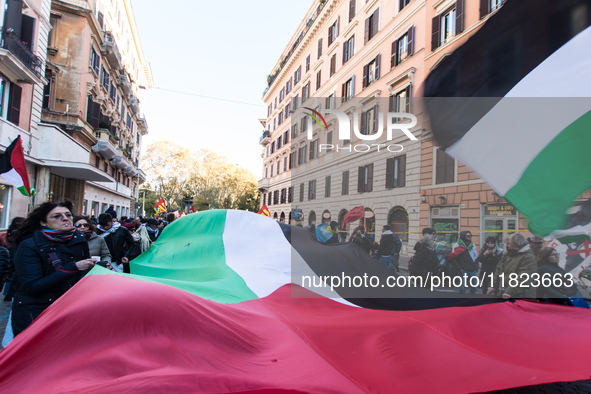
0, 202, 175, 345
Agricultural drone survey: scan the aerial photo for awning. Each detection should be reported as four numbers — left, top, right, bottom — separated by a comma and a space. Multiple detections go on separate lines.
42, 160, 114, 182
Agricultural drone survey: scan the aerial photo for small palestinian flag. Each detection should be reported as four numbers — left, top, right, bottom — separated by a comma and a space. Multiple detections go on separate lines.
0, 136, 34, 196
154, 198, 167, 215
257, 203, 270, 217
423, 0, 591, 236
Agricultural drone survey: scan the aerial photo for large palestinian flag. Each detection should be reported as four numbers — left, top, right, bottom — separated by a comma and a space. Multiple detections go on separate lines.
0, 136, 34, 196
423, 0, 591, 236
1, 210, 590, 393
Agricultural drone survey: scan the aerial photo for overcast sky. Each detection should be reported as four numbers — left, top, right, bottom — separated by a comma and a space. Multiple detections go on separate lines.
130, 0, 312, 177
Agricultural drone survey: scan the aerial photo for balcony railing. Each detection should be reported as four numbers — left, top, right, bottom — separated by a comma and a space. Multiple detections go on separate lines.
259, 130, 271, 145
101, 31, 123, 70
1, 30, 42, 79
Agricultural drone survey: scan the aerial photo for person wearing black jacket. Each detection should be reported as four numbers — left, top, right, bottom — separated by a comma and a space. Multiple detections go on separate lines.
11, 201, 96, 336
536, 247, 577, 304
476, 236, 503, 293
378, 225, 402, 271
410, 235, 439, 285
96, 213, 135, 273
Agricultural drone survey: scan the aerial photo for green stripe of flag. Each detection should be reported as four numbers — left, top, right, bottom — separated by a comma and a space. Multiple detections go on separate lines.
505, 110, 591, 236
90, 210, 258, 303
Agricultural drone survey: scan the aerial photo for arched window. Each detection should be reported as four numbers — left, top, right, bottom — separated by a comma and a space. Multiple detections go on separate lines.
279, 212, 286, 223
273, 212, 278, 220
338, 209, 349, 242
388, 206, 409, 242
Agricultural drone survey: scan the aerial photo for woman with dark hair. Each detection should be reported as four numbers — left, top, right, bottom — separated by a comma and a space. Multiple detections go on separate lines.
536, 247, 577, 304
476, 236, 503, 294
73, 215, 111, 266
11, 201, 96, 336
349, 225, 374, 254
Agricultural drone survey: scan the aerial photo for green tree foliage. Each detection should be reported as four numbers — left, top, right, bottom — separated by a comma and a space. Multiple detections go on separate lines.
142, 142, 259, 214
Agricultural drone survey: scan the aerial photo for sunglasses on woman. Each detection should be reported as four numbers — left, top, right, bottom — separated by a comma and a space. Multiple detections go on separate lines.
74, 223, 89, 228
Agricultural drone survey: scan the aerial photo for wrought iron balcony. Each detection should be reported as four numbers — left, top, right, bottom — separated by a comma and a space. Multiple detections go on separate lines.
0, 30, 42, 82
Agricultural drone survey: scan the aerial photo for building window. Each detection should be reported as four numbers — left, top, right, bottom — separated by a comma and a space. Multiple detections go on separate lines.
328, 19, 339, 46
286, 77, 292, 94
364, 8, 379, 44
389, 85, 411, 115
360, 105, 377, 135
283, 130, 289, 144
317, 38, 323, 59
109, 82, 116, 102
326, 131, 333, 146
298, 146, 307, 165
273, 190, 279, 205
432, 2, 464, 50
391, 27, 414, 68
329, 53, 337, 77
342, 76, 355, 102
308, 180, 316, 200
279, 87, 285, 102
316, 70, 322, 90
100, 67, 110, 90
301, 115, 308, 134
363, 55, 380, 88
95, 156, 100, 168
325, 176, 331, 198
302, 82, 310, 103
306, 54, 311, 72
288, 186, 293, 203
342, 170, 349, 195
481, 0, 504, 18
349, 0, 356, 22
283, 156, 288, 172
309, 139, 318, 160
358, 164, 374, 193
270, 164, 274, 177
292, 95, 299, 111
294, 66, 301, 84
90, 47, 100, 75
281, 188, 287, 204
291, 124, 298, 140
300, 183, 304, 202
326, 94, 335, 109
290, 151, 297, 169
399, 0, 411, 11
267, 104, 272, 117
42, 69, 53, 109
435, 148, 455, 184
342, 35, 354, 64
386, 155, 406, 189
278, 111, 283, 125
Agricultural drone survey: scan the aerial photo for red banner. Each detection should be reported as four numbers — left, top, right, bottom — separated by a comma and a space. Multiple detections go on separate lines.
342, 206, 365, 228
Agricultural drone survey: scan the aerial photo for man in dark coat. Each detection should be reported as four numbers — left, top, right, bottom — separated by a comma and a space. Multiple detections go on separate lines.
105, 205, 117, 220
146, 218, 161, 242
378, 225, 402, 271
96, 213, 135, 273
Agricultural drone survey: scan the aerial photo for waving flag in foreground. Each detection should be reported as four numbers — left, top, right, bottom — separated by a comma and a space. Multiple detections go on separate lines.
0, 136, 34, 196
423, 0, 591, 236
0, 210, 590, 393
341, 205, 365, 228
257, 203, 270, 216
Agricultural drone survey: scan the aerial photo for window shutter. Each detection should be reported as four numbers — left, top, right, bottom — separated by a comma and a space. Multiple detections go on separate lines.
358, 167, 364, 193
408, 26, 414, 55
371, 107, 377, 133
300, 183, 304, 202
364, 17, 370, 43
367, 164, 374, 192
318, 38, 323, 58
375, 54, 381, 80
351, 74, 355, 96
349, 0, 356, 21
362, 64, 368, 87
391, 40, 398, 68
342, 41, 347, 64
406, 85, 412, 112
456, 0, 465, 34
327, 131, 332, 145
328, 27, 333, 45
309, 142, 314, 160
91, 100, 101, 129
336, 15, 340, 37
372, 9, 379, 38
342, 82, 346, 98
386, 158, 394, 189
342, 171, 349, 195
399, 155, 406, 187
360, 110, 367, 134
7, 83, 21, 126
431, 16, 440, 50
480, 0, 490, 18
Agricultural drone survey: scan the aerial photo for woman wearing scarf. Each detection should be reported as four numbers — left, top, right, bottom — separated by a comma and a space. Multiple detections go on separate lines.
73, 215, 111, 266
11, 201, 96, 336
447, 231, 479, 294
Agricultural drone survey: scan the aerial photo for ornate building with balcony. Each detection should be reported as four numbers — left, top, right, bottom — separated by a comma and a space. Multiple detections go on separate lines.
40, 0, 153, 218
